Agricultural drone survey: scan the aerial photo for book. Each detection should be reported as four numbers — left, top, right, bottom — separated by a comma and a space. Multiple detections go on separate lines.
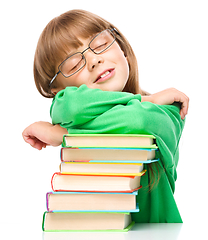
51, 172, 145, 192
46, 191, 139, 212
61, 147, 157, 163
42, 133, 157, 232
60, 162, 144, 176
63, 134, 156, 148
42, 211, 134, 232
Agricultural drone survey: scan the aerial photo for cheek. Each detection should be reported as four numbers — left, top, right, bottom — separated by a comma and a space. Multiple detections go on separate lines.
117, 54, 129, 82
111, 44, 129, 79
123, 57, 130, 77
61, 71, 87, 88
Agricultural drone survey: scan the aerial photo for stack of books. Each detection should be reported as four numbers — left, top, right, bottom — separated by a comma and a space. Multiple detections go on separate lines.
42, 134, 158, 232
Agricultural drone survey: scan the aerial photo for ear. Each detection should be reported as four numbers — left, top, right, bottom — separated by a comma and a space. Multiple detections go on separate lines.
50, 86, 63, 96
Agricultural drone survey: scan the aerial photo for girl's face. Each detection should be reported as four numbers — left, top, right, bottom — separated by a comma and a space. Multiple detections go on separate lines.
51, 33, 129, 94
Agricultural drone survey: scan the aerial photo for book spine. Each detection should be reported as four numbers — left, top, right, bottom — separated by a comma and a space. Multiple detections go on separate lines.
88, 159, 159, 163
60, 148, 63, 162
63, 133, 156, 138
49, 189, 139, 195
46, 192, 53, 212
51, 173, 58, 192
60, 169, 146, 177
51, 208, 140, 213
54, 172, 138, 178
42, 212, 47, 231
62, 136, 67, 148
52, 186, 142, 193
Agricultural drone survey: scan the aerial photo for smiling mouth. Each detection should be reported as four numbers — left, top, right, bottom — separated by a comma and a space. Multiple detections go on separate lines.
94, 69, 115, 83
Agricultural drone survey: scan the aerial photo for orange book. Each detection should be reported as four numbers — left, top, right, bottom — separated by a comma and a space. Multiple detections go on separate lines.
51, 172, 145, 193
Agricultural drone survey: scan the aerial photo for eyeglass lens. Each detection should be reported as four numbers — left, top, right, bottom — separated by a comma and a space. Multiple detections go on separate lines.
59, 29, 115, 77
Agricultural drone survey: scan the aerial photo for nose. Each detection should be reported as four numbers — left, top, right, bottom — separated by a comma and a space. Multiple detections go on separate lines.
85, 51, 104, 71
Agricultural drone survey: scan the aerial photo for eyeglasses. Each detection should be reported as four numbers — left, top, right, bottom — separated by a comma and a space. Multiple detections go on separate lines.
49, 28, 117, 87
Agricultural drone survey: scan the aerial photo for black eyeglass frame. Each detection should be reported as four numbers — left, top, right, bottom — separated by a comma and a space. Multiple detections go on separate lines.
49, 28, 117, 87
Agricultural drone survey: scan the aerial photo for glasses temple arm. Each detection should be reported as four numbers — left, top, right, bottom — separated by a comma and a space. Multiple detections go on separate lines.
49, 70, 61, 87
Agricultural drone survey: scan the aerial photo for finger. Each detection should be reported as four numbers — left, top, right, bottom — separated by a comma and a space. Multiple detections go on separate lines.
33, 139, 47, 150
23, 135, 35, 145
180, 98, 189, 119
174, 91, 189, 119
180, 109, 185, 120
26, 136, 44, 150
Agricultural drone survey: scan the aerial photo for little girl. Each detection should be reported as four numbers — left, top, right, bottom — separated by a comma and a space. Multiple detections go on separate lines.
23, 9, 189, 223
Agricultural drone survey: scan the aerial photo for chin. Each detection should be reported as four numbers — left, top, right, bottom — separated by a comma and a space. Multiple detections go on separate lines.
93, 82, 126, 92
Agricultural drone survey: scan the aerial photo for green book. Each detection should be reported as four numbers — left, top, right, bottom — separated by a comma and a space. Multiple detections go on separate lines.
42, 211, 135, 232
62, 134, 157, 149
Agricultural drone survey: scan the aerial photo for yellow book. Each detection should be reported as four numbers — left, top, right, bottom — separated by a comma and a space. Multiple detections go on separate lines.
60, 162, 145, 176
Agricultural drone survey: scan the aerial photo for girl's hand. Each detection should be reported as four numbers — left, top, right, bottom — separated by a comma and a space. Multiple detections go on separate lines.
142, 88, 189, 119
22, 121, 68, 150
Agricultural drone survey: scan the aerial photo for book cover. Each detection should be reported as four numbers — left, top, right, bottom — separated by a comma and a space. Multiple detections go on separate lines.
61, 147, 158, 163
51, 172, 145, 192
60, 162, 144, 176
42, 211, 135, 232
62, 134, 156, 148
61, 163, 146, 176
46, 190, 140, 212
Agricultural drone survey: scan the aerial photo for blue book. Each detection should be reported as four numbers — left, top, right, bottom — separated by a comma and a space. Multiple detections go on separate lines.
46, 190, 140, 213
61, 147, 158, 163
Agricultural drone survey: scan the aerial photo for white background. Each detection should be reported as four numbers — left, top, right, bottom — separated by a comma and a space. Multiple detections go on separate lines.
0, 0, 207, 239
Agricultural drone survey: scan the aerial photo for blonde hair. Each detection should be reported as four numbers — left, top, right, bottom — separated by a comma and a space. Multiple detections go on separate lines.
34, 9, 147, 98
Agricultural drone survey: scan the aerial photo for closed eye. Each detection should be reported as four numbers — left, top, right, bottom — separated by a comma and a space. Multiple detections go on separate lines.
93, 43, 108, 51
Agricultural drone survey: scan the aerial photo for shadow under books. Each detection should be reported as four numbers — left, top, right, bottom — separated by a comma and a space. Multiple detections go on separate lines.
43, 223, 183, 240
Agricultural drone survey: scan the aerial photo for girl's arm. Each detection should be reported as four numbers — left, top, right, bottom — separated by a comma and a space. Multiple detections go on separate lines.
22, 121, 68, 150
23, 85, 188, 150
50, 85, 143, 128
141, 88, 189, 119
51, 85, 188, 130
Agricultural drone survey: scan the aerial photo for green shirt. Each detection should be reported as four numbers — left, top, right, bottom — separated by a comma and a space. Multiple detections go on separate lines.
50, 84, 185, 223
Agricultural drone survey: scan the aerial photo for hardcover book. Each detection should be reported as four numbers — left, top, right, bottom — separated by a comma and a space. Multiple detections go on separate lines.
51, 172, 146, 192
42, 211, 134, 232
46, 190, 140, 212
60, 162, 144, 176
63, 134, 156, 148
61, 147, 157, 163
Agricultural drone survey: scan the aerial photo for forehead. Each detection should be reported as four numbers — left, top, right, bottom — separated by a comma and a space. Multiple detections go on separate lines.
49, 15, 109, 65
